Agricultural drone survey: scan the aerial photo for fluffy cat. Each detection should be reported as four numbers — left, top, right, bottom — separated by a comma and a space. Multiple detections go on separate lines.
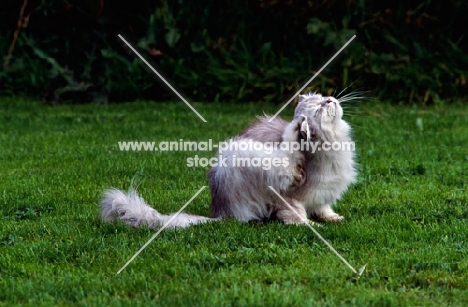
100, 93, 357, 228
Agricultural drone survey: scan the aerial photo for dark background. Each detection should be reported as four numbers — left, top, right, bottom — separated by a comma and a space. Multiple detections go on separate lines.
1, 0, 467, 104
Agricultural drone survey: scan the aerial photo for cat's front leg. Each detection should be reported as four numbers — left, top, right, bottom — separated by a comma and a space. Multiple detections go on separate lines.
281, 117, 307, 188
311, 204, 344, 222
291, 154, 306, 187
275, 152, 306, 191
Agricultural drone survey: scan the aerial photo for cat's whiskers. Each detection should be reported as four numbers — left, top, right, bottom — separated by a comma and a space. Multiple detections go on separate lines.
335, 80, 360, 98
338, 90, 370, 100
338, 90, 375, 105
333, 89, 375, 120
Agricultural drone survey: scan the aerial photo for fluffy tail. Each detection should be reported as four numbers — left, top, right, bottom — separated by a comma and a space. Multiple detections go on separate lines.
100, 188, 216, 229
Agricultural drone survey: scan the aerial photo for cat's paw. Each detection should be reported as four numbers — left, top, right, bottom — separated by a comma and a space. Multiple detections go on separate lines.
282, 117, 304, 142
292, 169, 306, 187
287, 219, 322, 227
284, 218, 308, 225
308, 220, 323, 227
321, 213, 344, 223
311, 206, 344, 223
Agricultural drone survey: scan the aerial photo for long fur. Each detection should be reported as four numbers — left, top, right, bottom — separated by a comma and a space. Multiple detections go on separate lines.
100, 188, 214, 228
100, 93, 357, 228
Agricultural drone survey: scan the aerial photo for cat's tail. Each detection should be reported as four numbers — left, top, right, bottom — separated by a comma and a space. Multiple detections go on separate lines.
100, 188, 216, 229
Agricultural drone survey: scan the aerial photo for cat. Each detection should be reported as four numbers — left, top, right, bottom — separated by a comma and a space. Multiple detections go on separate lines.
100, 93, 357, 228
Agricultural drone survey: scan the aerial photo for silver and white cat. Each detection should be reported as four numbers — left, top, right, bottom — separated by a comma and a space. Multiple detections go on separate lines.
100, 93, 357, 228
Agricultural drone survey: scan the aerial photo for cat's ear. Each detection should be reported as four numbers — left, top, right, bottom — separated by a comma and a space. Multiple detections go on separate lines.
298, 95, 307, 103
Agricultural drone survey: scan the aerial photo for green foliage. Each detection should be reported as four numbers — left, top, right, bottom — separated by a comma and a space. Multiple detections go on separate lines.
0, 98, 467, 305
1, 1, 467, 103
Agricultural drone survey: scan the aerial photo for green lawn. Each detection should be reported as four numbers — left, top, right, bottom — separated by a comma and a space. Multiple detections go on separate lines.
1, 97, 467, 306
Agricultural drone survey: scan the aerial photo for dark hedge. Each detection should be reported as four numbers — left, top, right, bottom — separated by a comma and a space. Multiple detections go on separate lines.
1, 0, 467, 103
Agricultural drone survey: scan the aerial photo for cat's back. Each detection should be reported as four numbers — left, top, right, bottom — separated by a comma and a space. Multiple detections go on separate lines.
238, 116, 289, 143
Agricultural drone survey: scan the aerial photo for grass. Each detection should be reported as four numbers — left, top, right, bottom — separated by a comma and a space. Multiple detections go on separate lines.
0, 97, 467, 306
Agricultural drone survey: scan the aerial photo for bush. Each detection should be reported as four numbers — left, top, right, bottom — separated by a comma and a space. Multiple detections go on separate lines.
1, 0, 467, 103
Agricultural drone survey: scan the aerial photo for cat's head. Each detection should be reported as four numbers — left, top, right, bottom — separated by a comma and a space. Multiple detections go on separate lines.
293, 93, 345, 142
294, 93, 342, 123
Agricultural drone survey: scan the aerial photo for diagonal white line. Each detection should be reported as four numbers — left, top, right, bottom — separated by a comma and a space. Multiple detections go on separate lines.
116, 186, 207, 274
118, 34, 207, 123
269, 35, 356, 122
268, 186, 360, 275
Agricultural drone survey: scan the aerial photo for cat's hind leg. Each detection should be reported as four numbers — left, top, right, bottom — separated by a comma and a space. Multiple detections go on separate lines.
273, 197, 309, 225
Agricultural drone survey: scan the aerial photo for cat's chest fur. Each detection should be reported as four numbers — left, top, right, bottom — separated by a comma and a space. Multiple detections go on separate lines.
297, 139, 356, 209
